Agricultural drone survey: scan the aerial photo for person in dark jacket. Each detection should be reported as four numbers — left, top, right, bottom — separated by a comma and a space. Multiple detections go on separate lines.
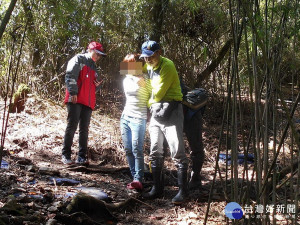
183, 105, 205, 189
181, 83, 206, 190
62, 41, 106, 165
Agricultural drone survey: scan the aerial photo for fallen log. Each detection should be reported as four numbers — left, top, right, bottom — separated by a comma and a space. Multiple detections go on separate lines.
67, 165, 129, 173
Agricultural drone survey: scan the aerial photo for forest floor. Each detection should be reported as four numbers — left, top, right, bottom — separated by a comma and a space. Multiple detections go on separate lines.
0, 91, 299, 225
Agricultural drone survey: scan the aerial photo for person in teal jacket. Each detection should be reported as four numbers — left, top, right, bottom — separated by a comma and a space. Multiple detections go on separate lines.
141, 40, 188, 205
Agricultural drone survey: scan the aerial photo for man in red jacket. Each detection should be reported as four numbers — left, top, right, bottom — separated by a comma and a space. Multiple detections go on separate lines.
62, 41, 106, 165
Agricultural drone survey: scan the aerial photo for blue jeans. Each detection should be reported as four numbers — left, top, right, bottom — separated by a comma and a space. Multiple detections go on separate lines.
120, 114, 146, 182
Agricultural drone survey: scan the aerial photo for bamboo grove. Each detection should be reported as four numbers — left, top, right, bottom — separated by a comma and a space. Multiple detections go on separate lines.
0, 0, 300, 224
205, 0, 300, 224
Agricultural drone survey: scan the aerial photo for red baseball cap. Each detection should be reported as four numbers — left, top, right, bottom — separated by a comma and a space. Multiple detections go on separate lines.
88, 41, 107, 56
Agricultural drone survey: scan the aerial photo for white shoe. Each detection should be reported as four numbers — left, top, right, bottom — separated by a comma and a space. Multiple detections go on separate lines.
61, 155, 73, 165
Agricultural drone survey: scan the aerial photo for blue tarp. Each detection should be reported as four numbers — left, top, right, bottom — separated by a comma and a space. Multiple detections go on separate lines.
49, 177, 81, 186
219, 153, 255, 165
1, 160, 9, 169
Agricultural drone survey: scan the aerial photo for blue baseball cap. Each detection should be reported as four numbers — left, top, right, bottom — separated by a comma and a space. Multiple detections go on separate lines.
140, 41, 160, 58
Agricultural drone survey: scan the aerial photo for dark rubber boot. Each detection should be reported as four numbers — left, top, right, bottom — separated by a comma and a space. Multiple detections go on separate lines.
143, 160, 164, 199
189, 157, 202, 190
172, 166, 189, 205
189, 171, 202, 190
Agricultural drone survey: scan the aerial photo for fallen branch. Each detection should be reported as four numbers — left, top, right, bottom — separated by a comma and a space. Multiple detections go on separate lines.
275, 170, 298, 190
195, 38, 232, 86
67, 165, 129, 174
128, 197, 154, 210
265, 158, 300, 195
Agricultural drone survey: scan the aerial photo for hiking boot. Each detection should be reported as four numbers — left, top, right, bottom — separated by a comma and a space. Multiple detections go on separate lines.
61, 155, 73, 165
75, 156, 88, 165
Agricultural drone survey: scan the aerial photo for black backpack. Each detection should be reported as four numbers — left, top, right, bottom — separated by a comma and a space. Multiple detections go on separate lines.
182, 88, 208, 110
182, 88, 208, 114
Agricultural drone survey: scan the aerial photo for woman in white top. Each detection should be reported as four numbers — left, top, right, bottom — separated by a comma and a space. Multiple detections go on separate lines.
120, 54, 151, 190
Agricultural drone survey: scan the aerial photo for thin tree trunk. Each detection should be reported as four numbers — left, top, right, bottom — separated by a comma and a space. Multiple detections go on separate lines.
196, 39, 232, 86
0, 0, 18, 42
292, 1, 299, 222
149, 0, 169, 42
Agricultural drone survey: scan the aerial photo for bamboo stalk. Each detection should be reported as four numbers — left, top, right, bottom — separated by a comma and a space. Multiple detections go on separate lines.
293, 0, 299, 223
203, 60, 234, 225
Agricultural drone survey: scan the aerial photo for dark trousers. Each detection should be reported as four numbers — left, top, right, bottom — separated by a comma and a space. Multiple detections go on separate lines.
62, 103, 92, 159
183, 107, 205, 173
